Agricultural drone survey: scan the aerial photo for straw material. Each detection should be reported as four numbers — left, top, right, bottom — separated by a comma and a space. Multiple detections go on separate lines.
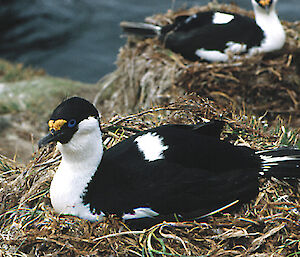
1, 94, 299, 256
98, 3, 300, 127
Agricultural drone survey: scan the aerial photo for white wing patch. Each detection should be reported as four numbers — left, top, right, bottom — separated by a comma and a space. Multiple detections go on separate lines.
135, 132, 169, 162
122, 207, 159, 220
213, 12, 234, 24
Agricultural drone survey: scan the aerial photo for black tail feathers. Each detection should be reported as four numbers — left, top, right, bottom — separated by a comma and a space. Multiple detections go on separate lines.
120, 21, 161, 37
257, 148, 300, 180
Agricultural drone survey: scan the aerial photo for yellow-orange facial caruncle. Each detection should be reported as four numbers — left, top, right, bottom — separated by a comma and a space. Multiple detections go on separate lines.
259, 0, 271, 6
48, 119, 67, 133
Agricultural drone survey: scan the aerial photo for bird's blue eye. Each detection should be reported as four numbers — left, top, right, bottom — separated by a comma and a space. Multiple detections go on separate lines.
68, 119, 77, 128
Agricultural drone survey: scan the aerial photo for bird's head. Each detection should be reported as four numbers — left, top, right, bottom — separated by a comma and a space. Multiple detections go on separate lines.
38, 97, 100, 148
253, 0, 276, 12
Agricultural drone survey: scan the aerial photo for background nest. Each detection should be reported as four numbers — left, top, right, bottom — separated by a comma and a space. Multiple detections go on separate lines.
98, 3, 300, 127
0, 94, 299, 256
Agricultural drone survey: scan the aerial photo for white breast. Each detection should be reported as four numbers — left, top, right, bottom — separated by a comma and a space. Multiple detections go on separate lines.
250, 1, 285, 55
50, 117, 105, 221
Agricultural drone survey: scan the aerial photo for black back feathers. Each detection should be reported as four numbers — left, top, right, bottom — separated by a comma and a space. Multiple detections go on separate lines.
40, 97, 300, 229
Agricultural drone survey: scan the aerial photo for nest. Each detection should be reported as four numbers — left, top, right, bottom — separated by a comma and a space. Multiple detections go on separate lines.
98, 3, 300, 127
0, 94, 299, 256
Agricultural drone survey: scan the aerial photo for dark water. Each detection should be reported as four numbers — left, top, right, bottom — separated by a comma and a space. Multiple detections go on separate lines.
1, 0, 299, 83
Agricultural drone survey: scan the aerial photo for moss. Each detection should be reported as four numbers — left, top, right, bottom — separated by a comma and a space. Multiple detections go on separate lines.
0, 59, 45, 82
0, 77, 100, 119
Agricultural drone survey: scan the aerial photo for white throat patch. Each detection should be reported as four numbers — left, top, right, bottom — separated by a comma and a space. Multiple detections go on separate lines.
212, 12, 234, 24
134, 132, 169, 162
50, 117, 104, 221
251, 0, 285, 54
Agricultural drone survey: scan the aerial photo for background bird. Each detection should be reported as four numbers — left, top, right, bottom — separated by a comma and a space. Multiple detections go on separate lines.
121, 0, 285, 62
38, 97, 299, 228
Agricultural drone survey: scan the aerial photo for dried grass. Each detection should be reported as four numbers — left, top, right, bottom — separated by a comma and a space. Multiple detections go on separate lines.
0, 94, 299, 256
1, 3, 300, 256
98, 3, 300, 127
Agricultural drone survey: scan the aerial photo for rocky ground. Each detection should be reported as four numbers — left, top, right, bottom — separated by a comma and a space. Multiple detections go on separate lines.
0, 59, 105, 162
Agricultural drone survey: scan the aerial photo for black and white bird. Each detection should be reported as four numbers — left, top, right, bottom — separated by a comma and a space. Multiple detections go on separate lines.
39, 97, 300, 226
120, 0, 285, 62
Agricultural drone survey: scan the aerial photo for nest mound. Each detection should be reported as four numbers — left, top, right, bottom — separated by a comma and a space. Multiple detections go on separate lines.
1, 95, 299, 256
99, 3, 300, 126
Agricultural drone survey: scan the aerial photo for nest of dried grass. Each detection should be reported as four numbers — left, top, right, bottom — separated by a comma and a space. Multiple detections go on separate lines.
98, 3, 300, 126
1, 94, 299, 256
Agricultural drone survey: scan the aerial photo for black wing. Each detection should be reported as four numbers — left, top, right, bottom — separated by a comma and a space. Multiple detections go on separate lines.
84, 122, 260, 220
161, 11, 215, 35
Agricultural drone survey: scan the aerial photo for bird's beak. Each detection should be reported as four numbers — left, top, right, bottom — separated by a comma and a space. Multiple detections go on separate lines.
38, 119, 67, 149
38, 130, 63, 149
